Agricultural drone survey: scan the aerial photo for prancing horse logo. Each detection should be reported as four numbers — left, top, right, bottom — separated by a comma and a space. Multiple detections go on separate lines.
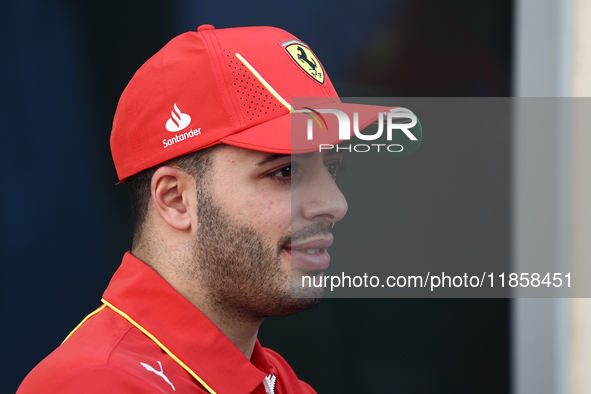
283, 41, 325, 84
297, 47, 317, 73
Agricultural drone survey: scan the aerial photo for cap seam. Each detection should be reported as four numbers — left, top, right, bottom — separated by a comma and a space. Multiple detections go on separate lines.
128, 77, 145, 177
201, 29, 242, 133
220, 138, 292, 153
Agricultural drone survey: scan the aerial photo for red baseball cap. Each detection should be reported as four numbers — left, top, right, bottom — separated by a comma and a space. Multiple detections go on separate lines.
110, 25, 384, 181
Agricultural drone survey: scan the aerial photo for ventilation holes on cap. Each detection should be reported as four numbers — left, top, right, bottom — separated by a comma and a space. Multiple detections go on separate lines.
223, 48, 283, 122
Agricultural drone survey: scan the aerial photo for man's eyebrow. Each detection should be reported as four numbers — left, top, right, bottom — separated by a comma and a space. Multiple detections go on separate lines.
323, 149, 341, 157
257, 151, 338, 166
257, 154, 290, 166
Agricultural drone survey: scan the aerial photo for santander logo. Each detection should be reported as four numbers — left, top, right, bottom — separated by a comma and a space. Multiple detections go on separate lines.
166, 104, 191, 132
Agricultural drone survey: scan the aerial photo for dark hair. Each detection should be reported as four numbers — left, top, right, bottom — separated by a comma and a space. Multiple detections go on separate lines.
127, 145, 221, 248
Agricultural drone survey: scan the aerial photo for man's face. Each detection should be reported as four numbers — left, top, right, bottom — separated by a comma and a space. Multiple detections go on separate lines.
191, 145, 347, 318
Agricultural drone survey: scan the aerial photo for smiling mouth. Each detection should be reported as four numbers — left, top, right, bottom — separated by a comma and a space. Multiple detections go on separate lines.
283, 248, 324, 255
283, 235, 334, 272
301, 249, 321, 254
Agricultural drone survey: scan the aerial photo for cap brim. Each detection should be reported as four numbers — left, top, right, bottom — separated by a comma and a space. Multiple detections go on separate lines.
220, 102, 396, 154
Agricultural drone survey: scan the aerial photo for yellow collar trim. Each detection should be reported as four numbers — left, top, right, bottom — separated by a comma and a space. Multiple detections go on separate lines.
62, 299, 217, 394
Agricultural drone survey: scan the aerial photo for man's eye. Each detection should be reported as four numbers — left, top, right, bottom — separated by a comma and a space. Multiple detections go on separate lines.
326, 162, 344, 180
270, 165, 292, 183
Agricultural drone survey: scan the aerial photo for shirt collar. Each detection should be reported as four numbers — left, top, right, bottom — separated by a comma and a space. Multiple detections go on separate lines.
103, 252, 270, 393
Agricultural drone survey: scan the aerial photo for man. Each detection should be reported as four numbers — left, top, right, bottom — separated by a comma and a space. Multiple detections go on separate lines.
17, 24, 362, 393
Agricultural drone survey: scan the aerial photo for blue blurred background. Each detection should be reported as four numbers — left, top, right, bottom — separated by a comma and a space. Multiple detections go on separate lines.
1, 0, 512, 392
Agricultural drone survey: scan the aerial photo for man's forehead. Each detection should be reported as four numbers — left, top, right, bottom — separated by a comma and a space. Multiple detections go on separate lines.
211, 144, 341, 168
255, 149, 341, 166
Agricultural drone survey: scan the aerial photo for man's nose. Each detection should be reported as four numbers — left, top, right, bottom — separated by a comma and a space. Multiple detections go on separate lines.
299, 166, 348, 225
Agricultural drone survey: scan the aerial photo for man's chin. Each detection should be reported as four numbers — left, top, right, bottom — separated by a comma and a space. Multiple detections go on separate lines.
290, 272, 326, 299
268, 292, 323, 317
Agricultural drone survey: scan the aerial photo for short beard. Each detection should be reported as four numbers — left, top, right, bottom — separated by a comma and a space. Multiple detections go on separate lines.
191, 181, 323, 320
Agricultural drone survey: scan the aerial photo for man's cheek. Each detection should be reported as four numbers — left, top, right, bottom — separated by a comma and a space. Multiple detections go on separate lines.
230, 200, 288, 226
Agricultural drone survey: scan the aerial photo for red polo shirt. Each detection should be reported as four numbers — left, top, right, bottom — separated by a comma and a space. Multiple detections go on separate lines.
17, 252, 316, 394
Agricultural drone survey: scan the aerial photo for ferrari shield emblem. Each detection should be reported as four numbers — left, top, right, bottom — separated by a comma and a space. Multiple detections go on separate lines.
282, 40, 325, 84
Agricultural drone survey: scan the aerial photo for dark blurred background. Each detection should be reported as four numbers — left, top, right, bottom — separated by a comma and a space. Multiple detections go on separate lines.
1, 0, 512, 392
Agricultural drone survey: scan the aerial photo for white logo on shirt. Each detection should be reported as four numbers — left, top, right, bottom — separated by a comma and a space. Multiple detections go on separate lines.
263, 374, 276, 394
140, 361, 176, 391
166, 104, 191, 132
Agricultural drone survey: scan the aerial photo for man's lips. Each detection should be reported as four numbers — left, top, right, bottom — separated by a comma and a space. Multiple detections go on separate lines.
287, 236, 333, 252
284, 236, 334, 271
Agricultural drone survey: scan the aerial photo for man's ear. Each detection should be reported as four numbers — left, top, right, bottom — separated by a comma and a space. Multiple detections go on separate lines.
151, 166, 194, 231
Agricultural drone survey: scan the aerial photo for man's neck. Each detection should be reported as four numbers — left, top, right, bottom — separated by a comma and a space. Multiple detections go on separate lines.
138, 254, 263, 360
194, 298, 263, 360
